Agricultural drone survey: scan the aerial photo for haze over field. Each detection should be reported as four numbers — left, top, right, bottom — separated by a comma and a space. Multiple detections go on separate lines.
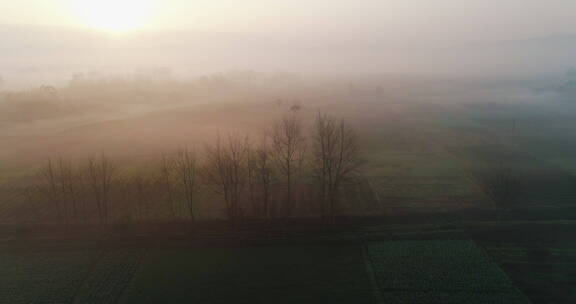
1, 2, 576, 303
1, 0, 576, 215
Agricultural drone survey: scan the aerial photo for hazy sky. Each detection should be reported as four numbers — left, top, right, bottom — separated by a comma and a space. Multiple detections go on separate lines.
1, 0, 576, 86
2, 0, 576, 45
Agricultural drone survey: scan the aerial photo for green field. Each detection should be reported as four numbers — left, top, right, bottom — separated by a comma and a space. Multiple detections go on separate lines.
0, 237, 541, 304
367, 240, 530, 303
124, 246, 375, 304
0, 247, 144, 304
0, 244, 377, 304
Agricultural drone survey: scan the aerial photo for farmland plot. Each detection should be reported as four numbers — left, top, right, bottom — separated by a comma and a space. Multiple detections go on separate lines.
0, 248, 144, 304
73, 249, 145, 304
0, 250, 98, 304
363, 135, 486, 211
366, 240, 531, 304
485, 243, 576, 304
124, 246, 376, 304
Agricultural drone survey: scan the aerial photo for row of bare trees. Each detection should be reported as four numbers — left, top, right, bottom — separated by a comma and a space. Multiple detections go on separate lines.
34, 156, 118, 225
23, 110, 360, 228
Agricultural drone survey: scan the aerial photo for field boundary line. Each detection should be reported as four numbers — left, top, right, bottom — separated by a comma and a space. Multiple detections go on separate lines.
365, 177, 382, 210
115, 248, 148, 304
474, 241, 534, 304
71, 248, 108, 304
358, 234, 384, 304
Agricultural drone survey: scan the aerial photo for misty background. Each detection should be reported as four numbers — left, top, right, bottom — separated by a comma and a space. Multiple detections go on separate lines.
2, 3, 576, 304
2, 0, 576, 88
2, 0, 576, 214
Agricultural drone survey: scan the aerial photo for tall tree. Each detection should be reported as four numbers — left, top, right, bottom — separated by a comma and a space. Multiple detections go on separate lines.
56, 158, 80, 223
251, 137, 276, 223
271, 111, 305, 218
311, 112, 359, 225
476, 163, 522, 220
174, 149, 199, 222
159, 154, 178, 220
38, 158, 66, 224
85, 155, 117, 225
203, 135, 250, 224
129, 175, 153, 222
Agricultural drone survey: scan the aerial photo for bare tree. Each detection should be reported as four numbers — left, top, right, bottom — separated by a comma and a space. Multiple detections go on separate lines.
37, 159, 66, 224
85, 155, 117, 225
251, 137, 276, 223
271, 110, 305, 218
476, 163, 522, 220
246, 149, 257, 218
173, 149, 199, 223
56, 158, 81, 223
37, 157, 90, 225
203, 135, 250, 224
112, 176, 133, 222
22, 185, 42, 223
159, 154, 178, 219
311, 112, 359, 225
129, 175, 154, 222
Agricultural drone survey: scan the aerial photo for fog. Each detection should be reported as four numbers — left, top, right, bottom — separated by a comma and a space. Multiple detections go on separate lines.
2, 25, 576, 89
2, 0, 576, 203
2, 3, 576, 302
3, 1, 576, 88
0, 0, 575, 237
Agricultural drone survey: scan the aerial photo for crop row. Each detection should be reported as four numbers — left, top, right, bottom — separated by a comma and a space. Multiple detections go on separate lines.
367, 240, 520, 293
74, 249, 145, 304
0, 250, 98, 304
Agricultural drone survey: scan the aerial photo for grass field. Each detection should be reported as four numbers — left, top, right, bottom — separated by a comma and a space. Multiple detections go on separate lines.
0, 247, 144, 304
479, 224, 576, 304
367, 240, 531, 304
0, 249, 99, 303
124, 245, 376, 304
0, 235, 544, 304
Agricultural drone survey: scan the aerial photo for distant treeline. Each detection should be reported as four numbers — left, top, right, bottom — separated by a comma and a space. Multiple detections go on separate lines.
0, 71, 285, 122
0, 70, 387, 123
16, 108, 360, 228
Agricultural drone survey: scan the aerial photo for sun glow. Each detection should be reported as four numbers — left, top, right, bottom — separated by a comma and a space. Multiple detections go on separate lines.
71, 0, 157, 33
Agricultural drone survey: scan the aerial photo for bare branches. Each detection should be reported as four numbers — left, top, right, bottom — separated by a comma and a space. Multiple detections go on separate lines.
270, 111, 305, 217
311, 112, 359, 224
173, 149, 198, 222
476, 164, 522, 219
251, 137, 276, 222
24, 108, 362, 230
85, 155, 117, 225
37, 159, 63, 223
159, 154, 178, 219
203, 135, 250, 223
37, 157, 83, 225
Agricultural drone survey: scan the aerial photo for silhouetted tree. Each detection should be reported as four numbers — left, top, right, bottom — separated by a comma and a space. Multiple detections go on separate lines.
311, 113, 359, 225
174, 149, 199, 223
203, 135, 250, 225
251, 137, 276, 223
477, 164, 522, 221
85, 155, 117, 225
23, 185, 42, 223
37, 159, 67, 225
159, 154, 178, 219
130, 175, 152, 222
271, 110, 305, 218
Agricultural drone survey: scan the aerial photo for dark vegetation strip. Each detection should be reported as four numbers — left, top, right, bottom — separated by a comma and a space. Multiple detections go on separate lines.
358, 231, 385, 304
